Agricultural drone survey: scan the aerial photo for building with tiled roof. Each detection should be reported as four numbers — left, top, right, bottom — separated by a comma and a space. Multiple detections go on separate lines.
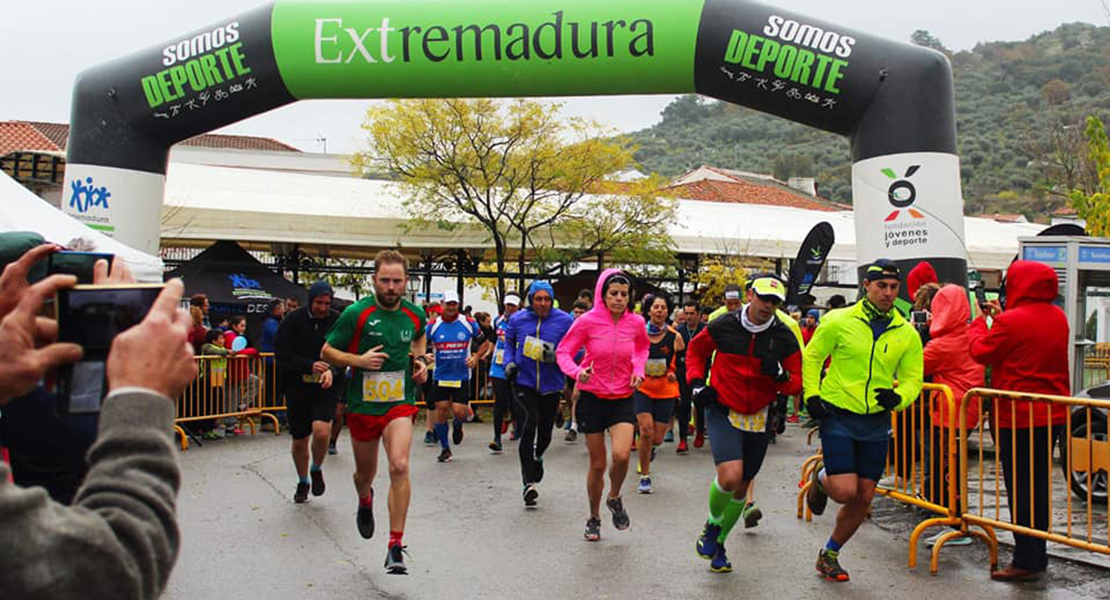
662, 165, 849, 212
4, 121, 302, 153
0, 122, 62, 155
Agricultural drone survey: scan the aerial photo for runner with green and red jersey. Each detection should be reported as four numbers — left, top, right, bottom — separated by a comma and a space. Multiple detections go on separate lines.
322, 250, 428, 575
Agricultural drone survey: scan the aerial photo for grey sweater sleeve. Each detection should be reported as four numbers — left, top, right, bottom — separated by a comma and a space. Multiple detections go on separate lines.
0, 391, 181, 600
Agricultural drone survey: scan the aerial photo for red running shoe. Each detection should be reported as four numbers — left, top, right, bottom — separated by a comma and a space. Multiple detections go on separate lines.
676, 439, 689, 454
693, 431, 705, 448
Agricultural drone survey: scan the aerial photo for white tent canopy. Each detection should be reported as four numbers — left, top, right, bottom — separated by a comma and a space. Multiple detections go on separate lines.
0, 171, 164, 281
162, 163, 1044, 271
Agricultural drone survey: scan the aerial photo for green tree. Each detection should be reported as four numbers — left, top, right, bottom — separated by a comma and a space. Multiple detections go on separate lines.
1069, 116, 1110, 235
354, 99, 653, 305
910, 29, 950, 54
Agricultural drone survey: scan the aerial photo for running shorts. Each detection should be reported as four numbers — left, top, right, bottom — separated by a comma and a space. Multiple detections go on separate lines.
633, 392, 676, 424
286, 387, 337, 440
347, 403, 419, 442
576, 391, 634, 434
704, 404, 770, 479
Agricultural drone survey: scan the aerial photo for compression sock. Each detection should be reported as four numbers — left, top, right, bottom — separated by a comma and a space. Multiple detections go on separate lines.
718, 498, 748, 542
389, 530, 404, 549
310, 463, 322, 473
359, 493, 373, 508
708, 478, 732, 525
826, 537, 843, 553
299, 475, 310, 485
435, 423, 450, 450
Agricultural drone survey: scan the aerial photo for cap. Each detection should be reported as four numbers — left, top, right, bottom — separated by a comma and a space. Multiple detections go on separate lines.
442, 290, 460, 304
864, 259, 901, 281
749, 276, 786, 303
723, 283, 743, 301
504, 293, 521, 306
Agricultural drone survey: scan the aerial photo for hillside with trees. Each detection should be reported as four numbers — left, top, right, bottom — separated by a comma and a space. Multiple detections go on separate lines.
630, 23, 1110, 219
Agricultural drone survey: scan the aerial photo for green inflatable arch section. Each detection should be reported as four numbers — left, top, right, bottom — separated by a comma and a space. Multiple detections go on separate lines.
64, 0, 967, 283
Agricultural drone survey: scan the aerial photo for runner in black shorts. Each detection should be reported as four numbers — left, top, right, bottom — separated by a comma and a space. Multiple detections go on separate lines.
275, 281, 341, 504
685, 274, 802, 573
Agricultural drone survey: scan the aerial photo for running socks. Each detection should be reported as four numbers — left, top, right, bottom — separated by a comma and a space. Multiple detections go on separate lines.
707, 478, 731, 525
359, 493, 373, 508
389, 531, 404, 549
826, 537, 843, 553
310, 463, 322, 473
435, 423, 450, 450
718, 498, 748, 542
299, 475, 310, 485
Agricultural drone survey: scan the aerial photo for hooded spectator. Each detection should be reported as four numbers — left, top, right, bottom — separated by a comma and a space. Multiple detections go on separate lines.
907, 261, 938, 301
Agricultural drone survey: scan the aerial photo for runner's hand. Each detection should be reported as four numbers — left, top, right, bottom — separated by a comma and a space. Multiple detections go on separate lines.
874, 387, 901, 411
691, 381, 717, 411
761, 356, 789, 382
667, 372, 677, 383
466, 354, 478, 369
504, 362, 518, 382
319, 368, 333, 389
358, 345, 389, 371
630, 374, 644, 388
413, 358, 428, 384
578, 362, 594, 384
805, 395, 829, 419
982, 299, 1002, 318
312, 361, 330, 374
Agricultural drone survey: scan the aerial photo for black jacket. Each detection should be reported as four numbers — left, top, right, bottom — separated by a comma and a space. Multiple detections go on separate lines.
275, 306, 340, 390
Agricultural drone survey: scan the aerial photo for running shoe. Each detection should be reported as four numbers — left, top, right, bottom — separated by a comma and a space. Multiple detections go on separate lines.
786, 414, 800, 424
693, 431, 705, 448
555, 410, 565, 429
710, 544, 732, 573
523, 483, 539, 507
423, 431, 436, 446
924, 531, 973, 547
384, 545, 408, 575
664, 429, 674, 443
452, 420, 464, 445
294, 482, 310, 504
564, 429, 578, 443
357, 495, 375, 539
676, 439, 689, 454
310, 469, 326, 497
535, 456, 545, 483
489, 440, 503, 454
202, 430, 222, 441
328, 442, 338, 455
742, 502, 763, 528
437, 448, 453, 463
807, 462, 828, 516
606, 496, 630, 530
584, 516, 601, 541
638, 476, 653, 494
816, 549, 850, 582
501, 421, 510, 435
696, 521, 722, 559
509, 430, 520, 441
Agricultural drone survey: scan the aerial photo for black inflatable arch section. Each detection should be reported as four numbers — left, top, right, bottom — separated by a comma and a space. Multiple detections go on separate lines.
64, 0, 966, 283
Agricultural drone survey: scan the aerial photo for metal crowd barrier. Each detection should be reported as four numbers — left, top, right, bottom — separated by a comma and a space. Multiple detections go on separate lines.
174, 353, 280, 451
953, 388, 1110, 572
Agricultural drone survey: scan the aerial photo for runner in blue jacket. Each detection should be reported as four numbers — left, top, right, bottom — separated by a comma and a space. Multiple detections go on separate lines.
503, 280, 574, 507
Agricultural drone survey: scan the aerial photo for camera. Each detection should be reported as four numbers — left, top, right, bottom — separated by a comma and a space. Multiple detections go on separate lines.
910, 310, 929, 326
54, 284, 164, 414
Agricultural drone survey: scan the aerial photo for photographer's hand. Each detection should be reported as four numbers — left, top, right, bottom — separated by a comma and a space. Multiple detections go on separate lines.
106, 279, 198, 400
0, 273, 83, 403
93, 256, 136, 284
0, 243, 60, 318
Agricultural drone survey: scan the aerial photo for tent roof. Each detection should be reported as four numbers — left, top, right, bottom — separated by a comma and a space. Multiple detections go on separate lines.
0, 171, 164, 281
160, 163, 1045, 272
165, 240, 305, 305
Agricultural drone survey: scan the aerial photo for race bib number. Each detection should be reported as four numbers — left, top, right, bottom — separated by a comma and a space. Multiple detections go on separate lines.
495, 349, 505, 365
437, 379, 463, 388
645, 358, 668, 377
728, 406, 769, 433
523, 336, 545, 361
362, 371, 405, 403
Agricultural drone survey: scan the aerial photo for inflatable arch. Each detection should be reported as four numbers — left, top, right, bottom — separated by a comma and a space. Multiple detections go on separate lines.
64, 0, 965, 283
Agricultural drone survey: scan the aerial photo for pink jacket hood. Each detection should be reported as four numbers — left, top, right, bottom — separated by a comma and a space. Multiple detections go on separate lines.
556, 269, 650, 398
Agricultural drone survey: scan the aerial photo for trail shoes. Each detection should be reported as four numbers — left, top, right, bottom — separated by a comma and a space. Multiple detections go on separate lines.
523, 483, 539, 507
742, 502, 763, 528
638, 476, 653, 494
310, 469, 326, 497
293, 482, 310, 504
584, 516, 601, 541
437, 449, 453, 463
697, 521, 722, 559
356, 496, 375, 539
807, 462, 828, 516
384, 545, 408, 575
816, 549, 850, 582
710, 544, 733, 573
606, 496, 630, 530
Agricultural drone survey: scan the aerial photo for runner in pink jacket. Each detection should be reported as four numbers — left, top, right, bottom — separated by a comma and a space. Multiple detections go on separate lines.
556, 268, 649, 542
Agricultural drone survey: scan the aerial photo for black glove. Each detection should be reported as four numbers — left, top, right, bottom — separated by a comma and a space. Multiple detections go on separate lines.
504, 362, 518, 382
805, 395, 829, 420
690, 379, 718, 411
874, 388, 901, 411
761, 356, 789, 382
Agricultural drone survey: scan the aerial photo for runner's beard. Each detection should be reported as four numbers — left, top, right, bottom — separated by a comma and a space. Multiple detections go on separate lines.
376, 290, 402, 309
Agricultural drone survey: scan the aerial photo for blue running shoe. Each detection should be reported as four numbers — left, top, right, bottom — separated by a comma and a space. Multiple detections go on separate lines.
697, 521, 722, 559
710, 543, 732, 573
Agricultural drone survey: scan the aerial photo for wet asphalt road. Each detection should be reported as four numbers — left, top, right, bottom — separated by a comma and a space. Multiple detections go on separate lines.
163, 420, 1109, 599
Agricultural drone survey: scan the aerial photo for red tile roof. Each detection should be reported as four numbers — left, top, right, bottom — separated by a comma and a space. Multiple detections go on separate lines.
662, 178, 846, 212
1, 121, 301, 154
0, 122, 61, 155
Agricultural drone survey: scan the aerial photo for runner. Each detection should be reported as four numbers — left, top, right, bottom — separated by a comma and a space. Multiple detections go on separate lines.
275, 281, 340, 504
635, 294, 684, 493
502, 281, 574, 506
686, 274, 802, 572
487, 293, 521, 454
675, 300, 705, 454
556, 269, 649, 541
428, 291, 491, 463
320, 250, 429, 575
803, 259, 923, 582
422, 304, 442, 447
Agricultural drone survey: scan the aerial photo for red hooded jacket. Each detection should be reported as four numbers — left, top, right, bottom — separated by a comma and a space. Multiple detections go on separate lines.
968, 261, 1069, 428
924, 285, 984, 428
907, 261, 938, 301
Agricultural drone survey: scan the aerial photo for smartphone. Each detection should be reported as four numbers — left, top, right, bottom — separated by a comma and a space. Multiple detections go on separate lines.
54, 284, 164, 414
910, 310, 929, 325
49, 251, 114, 284
973, 285, 988, 309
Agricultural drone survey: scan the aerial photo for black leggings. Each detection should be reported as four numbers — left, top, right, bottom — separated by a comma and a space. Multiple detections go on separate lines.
513, 385, 561, 485
492, 377, 513, 443
675, 383, 704, 439
999, 425, 1063, 572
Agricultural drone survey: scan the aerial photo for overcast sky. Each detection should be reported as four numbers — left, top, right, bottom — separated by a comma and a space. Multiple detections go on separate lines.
2, 1, 1105, 154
